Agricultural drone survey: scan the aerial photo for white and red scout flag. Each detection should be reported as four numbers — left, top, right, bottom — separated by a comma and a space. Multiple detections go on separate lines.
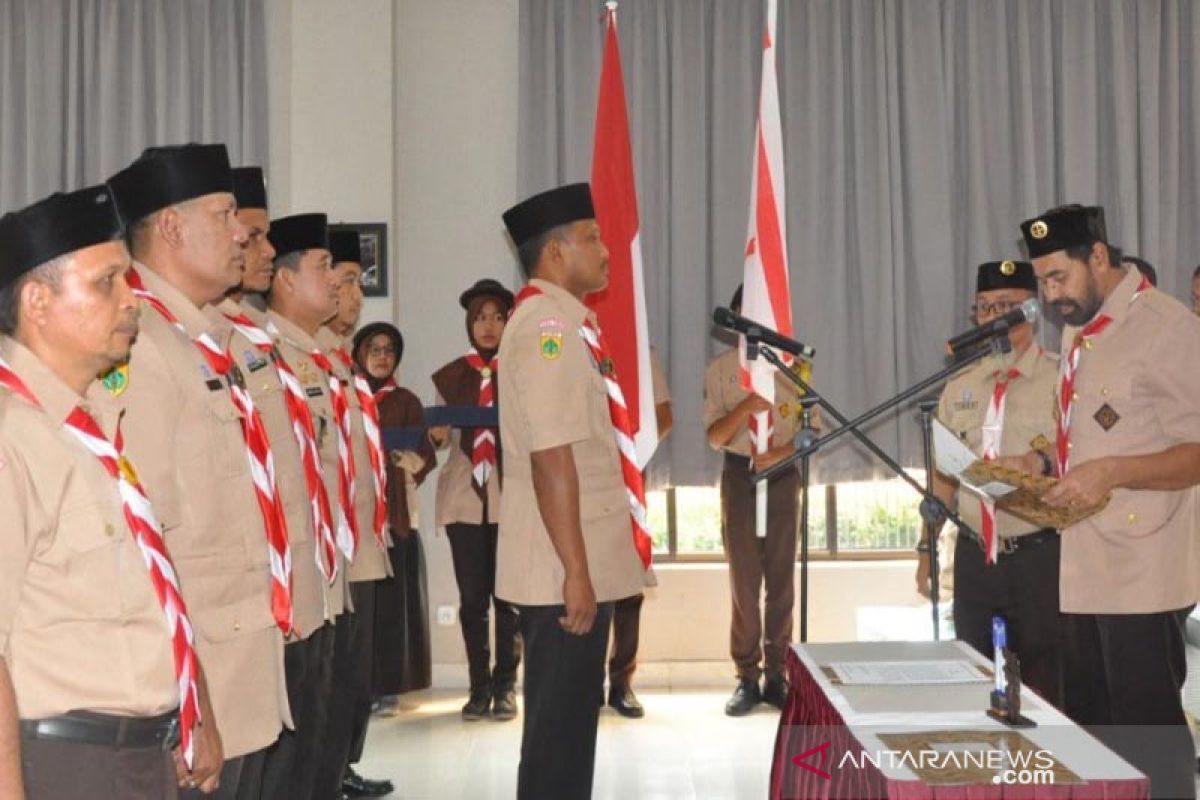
587, 0, 658, 469
740, 0, 794, 538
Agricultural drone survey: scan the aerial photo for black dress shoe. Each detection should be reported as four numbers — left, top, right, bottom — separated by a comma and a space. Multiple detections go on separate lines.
607, 685, 645, 718
725, 678, 762, 716
492, 687, 518, 721
762, 676, 789, 710
461, 687, 492, 721
342, 766, 394, 797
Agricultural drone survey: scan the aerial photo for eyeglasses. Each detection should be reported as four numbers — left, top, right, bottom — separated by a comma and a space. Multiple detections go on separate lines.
367, 346, 396, 357
971, 300, 1022, 316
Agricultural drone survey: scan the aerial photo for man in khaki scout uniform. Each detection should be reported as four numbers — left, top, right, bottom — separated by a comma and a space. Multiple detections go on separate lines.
318, 229, 394, 800
220, 171, 337, 800
606, 348, 672, 719
917, 260, 1063, 707
263, 213, 349, 800
0, 187, 221, 799
1012, 204, 1200, 798
704, 284, 804, 716
498, 183, 651, 800
107, 144, 291, 800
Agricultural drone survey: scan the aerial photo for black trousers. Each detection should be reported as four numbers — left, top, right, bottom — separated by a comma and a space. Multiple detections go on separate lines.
517, 602, 614, 800
346, 582, 378, 766
312, 602, 368, 799
720, 453, 798, 682
608, 592, 643, 688
1063, 608, 1196, 800
952, 530, 1063, 708
447, 522, 522, 692
374, 531, 432, 696
260, 623, 335, 800
21, 731, 177, 800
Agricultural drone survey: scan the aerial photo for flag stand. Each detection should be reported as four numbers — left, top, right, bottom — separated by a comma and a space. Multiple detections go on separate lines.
751, 337, 1006, 641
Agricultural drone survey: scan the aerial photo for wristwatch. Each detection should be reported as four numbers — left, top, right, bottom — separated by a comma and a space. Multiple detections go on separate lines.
915, 540, 931, 554
1035, 449, 1054, 477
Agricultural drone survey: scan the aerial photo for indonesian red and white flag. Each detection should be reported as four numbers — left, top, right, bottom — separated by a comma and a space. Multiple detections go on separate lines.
587, 1, 658, 469
740, 0, 793, 536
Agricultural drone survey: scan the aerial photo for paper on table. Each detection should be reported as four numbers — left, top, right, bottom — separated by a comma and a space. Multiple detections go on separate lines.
824, 660, 991, 686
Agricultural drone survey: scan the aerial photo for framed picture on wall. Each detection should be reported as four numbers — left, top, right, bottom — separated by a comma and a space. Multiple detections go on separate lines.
329, 222, 388, 297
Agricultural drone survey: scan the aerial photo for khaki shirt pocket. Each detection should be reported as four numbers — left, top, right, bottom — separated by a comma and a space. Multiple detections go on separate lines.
195, 392, 249, 479
54, 501, 124, 618
190, 592, 277, 644
1089, 488, 1182, 540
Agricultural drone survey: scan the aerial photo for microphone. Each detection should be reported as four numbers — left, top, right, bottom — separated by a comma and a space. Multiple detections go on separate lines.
945, 298, 1040, 356
712, 307, 816, 360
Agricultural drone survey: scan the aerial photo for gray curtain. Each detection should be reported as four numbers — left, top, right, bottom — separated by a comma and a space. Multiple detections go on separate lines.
518, 0, 1200, 489
0, 0, 268, 213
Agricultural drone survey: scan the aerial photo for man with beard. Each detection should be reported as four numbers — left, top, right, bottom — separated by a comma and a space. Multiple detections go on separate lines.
1010, 204, 1200, 798
0, 186, 220, 799
107, 144, 291, 799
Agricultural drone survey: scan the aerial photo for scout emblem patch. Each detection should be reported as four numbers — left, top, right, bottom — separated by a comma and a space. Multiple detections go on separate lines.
1030, 220, 1049, 240
954, 389, 977, 411
539, 319, 563, 360
1094, 403, 1120, 431
1030, 434, 1052, 452
100, 363, 129, 396
1000, 260, 1017, 276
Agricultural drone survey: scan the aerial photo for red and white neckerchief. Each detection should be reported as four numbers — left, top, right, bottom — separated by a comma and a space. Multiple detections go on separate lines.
309, 349, 360, 558
464, 348, 498, 489
374, 377, 398, 403
225, 312, 339, 584
334, 348, 389, 550
978, 366, 1022, 564
513, 285, 653, 569
0, 358, 201, 768
1055, 273, 1152, 477
126, 271, 293, 634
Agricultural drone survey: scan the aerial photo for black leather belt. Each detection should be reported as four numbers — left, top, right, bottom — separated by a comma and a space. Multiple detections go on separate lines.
980, 528, 1058, 557
19, 709, 180, 750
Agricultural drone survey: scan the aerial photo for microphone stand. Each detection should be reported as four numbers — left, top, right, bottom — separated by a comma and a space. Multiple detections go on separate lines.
795, 396, 820, 643
750, 335, 1009, 640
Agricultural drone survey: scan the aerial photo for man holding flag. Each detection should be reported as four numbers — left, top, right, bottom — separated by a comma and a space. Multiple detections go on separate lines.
704, 0, 802, 716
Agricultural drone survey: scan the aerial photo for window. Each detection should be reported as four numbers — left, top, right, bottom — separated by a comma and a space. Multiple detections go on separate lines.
649, 471, 925, 562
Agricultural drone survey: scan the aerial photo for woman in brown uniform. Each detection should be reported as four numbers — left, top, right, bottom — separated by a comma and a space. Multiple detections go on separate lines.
431, 279, 522, 721
352, 322, 436, 713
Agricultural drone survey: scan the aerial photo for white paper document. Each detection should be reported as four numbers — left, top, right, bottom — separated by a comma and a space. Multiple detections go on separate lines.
826, 660, 990, 685
932, 418, 1017, 501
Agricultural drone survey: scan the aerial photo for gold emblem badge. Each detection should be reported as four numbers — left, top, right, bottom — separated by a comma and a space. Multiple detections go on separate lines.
1030, 434, 1052, 452
117, 455, 140, 486
778, 402, 792, 420
1000, 260, 1017, 276
1030, 220, 1049, 240
99, 364, 129, 397
480, 367, 493, 379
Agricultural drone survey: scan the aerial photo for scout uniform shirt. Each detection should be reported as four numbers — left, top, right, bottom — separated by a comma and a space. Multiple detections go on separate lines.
267, 311, 349, 617
495, 279, 649, 605
702, 347, 806, 456
117, 264, 291, 758
432, 385, 502, 527
0, 339, 178, 720
210, 298, 329, 637
1057, 267, 1200, 614
317, 327, 391, 583
936, 342, 1059, 540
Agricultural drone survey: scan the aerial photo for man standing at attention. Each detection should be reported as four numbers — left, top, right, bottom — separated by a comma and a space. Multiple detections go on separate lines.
497, 183, 653, 799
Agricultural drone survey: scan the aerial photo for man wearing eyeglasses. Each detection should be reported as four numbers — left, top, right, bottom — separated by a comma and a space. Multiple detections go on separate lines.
916, 260, 1064, 709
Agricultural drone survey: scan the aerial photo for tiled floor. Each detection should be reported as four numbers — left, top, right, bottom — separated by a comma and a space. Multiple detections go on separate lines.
356, 689, 781, 800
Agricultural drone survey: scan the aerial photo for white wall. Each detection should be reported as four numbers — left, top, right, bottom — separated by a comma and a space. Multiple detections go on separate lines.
266, 0, 932, 687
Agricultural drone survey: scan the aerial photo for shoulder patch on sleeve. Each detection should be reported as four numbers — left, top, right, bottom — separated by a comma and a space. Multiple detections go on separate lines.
538, 318, 565, 360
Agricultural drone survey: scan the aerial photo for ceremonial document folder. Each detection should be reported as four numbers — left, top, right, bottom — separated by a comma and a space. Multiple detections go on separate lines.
932, 419, 1108, 529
